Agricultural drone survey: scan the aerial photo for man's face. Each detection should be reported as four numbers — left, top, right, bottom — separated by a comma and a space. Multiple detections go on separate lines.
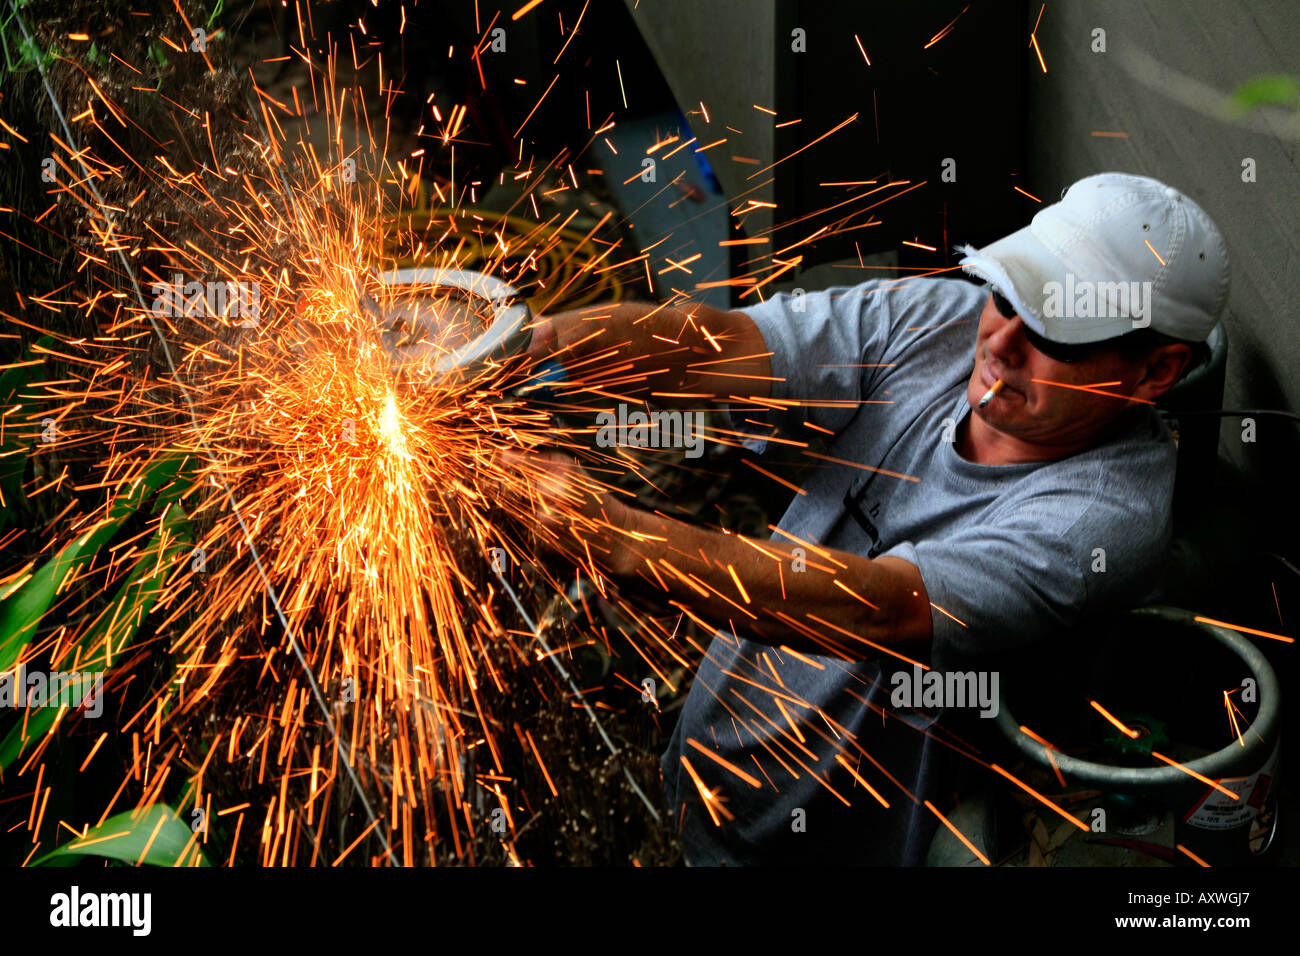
967, 290, 1146, 448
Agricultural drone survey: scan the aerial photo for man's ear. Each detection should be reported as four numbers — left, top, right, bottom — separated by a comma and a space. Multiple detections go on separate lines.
1131, 344, 1192, 403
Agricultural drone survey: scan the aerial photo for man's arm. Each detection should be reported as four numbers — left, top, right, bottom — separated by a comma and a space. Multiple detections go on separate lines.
519, 296, 930, 660
518, 452, 933, 662
529, 300, 775, 406
614, 501, 933, 660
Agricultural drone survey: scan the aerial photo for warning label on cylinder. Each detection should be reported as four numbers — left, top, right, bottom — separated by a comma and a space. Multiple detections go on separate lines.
1183, 742, 1279, 831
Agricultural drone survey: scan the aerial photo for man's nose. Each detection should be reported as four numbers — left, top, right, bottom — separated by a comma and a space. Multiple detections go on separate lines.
987, 314, 1029, 364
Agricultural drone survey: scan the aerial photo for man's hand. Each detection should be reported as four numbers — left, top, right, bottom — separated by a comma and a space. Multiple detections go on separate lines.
501, 448, 634, 578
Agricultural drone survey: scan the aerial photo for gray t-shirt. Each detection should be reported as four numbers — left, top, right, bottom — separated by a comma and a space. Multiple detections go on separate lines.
660, 276, 1176, 864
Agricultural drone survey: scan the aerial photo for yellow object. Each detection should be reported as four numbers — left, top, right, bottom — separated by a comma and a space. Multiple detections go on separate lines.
381, 206, 623, 316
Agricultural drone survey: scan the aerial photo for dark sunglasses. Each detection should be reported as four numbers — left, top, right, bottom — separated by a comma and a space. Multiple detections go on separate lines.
986, 284, 1105, 364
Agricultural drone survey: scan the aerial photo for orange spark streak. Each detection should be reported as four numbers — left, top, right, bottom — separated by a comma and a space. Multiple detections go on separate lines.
804, 613, 929, 670
524, 730, 559, 797
1152, 752, 1239, 798
835, 753, 889, 807
740, 458, 807, 496
925, 799, 989, 864
1090, 700, 1140, 738
991, 765, 1090, 832
1193, 616, 1294, 643
929, 602, 968, 628
332, 816, 384, 866
853, 35, 871, 66
135, 811, 168, 865
680, 756, 733, 824
1018, 726, 1066, 787
746, 114, 858, 180
513, 73, 560, 139
924, 4, 970, 49
78, 733, 109, 772
686, 738, 762, 788
1224, 691, 1245, 746
832, 579, 879, 610
1030, 379, 1156, 405
1030, 34, 1048, 74
1177, 843, 1212, 867
512, 0, 544, 20
725, 564, 751, 604
802, 451, 920, 483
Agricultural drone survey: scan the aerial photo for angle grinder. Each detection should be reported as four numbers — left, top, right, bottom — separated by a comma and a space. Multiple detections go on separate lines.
357, 266, 570, 412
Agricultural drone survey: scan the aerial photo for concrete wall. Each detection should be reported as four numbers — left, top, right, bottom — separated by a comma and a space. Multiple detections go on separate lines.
1025, 1, 1300, 541
623, 0, 776, 238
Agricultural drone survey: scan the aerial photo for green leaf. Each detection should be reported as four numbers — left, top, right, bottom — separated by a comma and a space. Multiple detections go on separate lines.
33, 804, 209, 867
0, 424, 33, 518
83, 500, 193, 672
0, 453, 187, 670
0, 337, 55, 518
0, 352, 48, 400
0, 502, 192, 770
16, 35, 52, 70
0, 702, 60, 773
1227, 74, 1300, 114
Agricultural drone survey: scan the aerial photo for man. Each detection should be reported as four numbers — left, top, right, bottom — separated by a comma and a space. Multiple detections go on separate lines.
518, 172, 1229, 864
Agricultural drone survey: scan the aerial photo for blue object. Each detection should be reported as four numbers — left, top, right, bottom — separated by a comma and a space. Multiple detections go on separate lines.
680, 107, 722, 194
513, 357, 570, 406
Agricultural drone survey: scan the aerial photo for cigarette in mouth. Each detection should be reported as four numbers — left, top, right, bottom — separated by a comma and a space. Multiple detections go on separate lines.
978, 378, 1005, 408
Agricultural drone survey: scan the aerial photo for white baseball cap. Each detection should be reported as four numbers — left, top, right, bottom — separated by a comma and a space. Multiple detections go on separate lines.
958, 173, 1229, 344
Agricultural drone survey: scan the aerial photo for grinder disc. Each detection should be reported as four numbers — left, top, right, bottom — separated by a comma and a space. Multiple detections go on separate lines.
378, 268, 532, 383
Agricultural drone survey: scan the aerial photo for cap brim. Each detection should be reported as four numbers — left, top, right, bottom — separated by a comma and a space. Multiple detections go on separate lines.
958, 224, 1136, 344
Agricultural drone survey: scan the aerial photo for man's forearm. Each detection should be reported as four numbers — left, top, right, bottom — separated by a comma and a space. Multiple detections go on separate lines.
606, 502, 933, 661
542, 301, 773, 406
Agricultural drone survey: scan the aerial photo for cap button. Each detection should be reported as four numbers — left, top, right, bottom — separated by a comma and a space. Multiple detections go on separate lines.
1165, 187, 1181, 201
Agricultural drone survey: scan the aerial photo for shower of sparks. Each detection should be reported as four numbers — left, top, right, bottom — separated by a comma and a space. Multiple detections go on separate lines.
0, 2, 627, 866
1223, 690, 1248, 746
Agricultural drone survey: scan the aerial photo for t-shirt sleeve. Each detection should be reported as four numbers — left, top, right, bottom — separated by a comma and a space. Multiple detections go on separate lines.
879, 466, 1172, 660
721, 281, 902, 451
